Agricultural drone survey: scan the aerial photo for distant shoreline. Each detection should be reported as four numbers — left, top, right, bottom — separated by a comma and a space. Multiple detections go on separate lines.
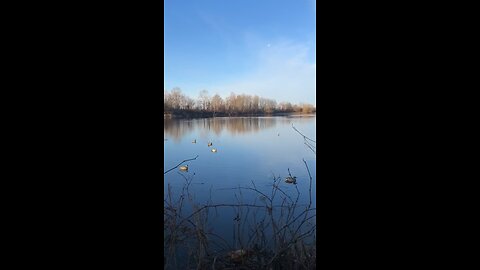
164, 111, 316, 119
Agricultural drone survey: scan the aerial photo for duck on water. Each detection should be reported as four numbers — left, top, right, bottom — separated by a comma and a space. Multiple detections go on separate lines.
285, 176, 297, 184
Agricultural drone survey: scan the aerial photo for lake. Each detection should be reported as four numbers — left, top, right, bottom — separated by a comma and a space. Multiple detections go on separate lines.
164, 115, 316, 268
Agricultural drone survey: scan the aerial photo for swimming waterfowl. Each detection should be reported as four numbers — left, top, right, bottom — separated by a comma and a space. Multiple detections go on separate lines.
207, 142, 212, 147
211, 148, 217, 153
192, 139, 196, 143
179, 165, 188, 171
285, 176, 297, 184
228, 249, 250, 263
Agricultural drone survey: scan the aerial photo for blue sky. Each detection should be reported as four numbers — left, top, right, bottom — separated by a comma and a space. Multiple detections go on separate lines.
164, 0, 316, 105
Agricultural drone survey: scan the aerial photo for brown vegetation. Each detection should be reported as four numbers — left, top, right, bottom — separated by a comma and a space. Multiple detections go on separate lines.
164, 162, 316, 270
163, 126, 317, 269
164, 88, 316, 117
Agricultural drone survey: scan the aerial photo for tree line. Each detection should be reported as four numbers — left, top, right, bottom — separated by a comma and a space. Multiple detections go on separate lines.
164, 88, 316, 116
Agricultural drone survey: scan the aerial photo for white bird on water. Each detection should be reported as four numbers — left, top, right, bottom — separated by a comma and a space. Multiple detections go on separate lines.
211, 148, 217, 153
179, 165, 188, 171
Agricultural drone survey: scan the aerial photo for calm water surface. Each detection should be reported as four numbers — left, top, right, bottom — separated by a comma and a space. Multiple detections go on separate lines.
164, 116, 316, 247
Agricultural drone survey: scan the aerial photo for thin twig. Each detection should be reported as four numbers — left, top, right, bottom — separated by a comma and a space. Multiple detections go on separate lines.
164, 155, 199, 175
292, 124, 316, 143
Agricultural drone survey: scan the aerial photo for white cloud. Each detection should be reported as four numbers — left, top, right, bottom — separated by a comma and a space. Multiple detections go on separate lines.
214, 40, 316, 105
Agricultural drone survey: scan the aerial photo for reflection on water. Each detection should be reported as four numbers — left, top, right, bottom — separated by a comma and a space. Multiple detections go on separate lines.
164, 116, 316, 269
164, 115, 316, 216
163, 116, 316, 200
164, 116, 314, 142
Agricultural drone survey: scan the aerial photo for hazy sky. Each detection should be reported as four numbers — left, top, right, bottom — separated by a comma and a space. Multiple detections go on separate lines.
164, 0, 316, 105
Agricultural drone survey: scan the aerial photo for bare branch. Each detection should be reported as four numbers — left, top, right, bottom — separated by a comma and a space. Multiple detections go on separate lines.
164, 155, 199, 175
292, 124, 316, 143
292, 124, 316, 155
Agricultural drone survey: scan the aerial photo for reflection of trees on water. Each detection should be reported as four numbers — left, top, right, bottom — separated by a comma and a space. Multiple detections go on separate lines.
164, 119, 196, 142
164, 117, 283, 141
208, 117, 278, 136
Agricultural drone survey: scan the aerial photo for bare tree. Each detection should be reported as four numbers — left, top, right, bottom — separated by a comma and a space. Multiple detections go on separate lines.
164, 89, 315, 116
198, 90, 210, 111
210, 94, 224, 115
